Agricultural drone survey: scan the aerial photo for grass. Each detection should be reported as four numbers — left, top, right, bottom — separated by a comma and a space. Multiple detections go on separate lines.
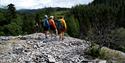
100, 47, 125, 60
87, 44, 125, 62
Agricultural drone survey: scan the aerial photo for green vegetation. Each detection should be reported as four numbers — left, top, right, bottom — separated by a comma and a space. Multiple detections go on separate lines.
65, 14, 80, 37
86, 44, 125, 62
70, 0, 125, 53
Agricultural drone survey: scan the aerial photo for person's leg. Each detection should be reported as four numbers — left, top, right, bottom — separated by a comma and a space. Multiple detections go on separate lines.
55, 29, 58, 36
53, 29, 58, 39
45, 31, 47, 38
55, 29, 58, 40
49, 30, 53, 38
59, 32, 62, 41
62, 32, 64, 40
58, 29, 61, 41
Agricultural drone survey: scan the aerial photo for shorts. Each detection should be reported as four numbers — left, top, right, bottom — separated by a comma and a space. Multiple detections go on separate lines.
58, 28, 66, 34
50, 25, 56, 31
44, 27, 49, 31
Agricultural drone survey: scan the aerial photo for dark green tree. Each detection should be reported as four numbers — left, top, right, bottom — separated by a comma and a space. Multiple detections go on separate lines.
22, 14, 35, 34
7, 3, 16, 18
65, 14, 80, 38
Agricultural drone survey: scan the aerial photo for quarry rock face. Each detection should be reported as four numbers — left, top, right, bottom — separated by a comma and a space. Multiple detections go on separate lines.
0, 33, 107, 63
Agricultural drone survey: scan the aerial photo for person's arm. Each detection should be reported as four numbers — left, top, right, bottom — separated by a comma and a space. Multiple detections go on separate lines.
52, 20, 57, 29
62, 20, 67, 30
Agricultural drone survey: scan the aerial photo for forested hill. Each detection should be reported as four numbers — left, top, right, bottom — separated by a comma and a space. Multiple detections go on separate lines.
91, 0, 125, 6
0, 8, 7, 12
17, 9, 40, 14
70, 0, 125, 53
17, 7, 70, 14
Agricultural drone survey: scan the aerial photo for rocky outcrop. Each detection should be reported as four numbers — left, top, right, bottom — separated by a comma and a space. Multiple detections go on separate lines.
0, 33, 107, 63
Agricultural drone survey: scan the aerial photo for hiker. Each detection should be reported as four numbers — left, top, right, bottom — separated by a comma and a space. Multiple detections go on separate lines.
34, 14, 41, 33
34, 21, 40, 33
42, 15, 50, 38
53, 16, 59, 36
48, 16, 57, 38
58, 16, 67, 40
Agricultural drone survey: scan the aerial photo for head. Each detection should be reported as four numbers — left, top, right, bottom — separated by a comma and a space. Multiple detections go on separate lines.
60, 16, 64, 19
44, 15, 48, 18
50, 16, 54, 19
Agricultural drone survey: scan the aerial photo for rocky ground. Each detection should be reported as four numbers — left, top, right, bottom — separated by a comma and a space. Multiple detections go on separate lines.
0, 33, 114, 63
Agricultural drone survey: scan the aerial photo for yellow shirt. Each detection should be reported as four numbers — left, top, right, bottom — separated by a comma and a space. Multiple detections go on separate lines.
60, 18, 67, 30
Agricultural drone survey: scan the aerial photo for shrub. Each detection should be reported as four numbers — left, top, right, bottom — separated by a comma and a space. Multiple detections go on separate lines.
110, 27, 125, 52
4, 22, 22, 36
86, 44, 125, 62
87, 44, 100, 58
0, 31, 5, 36
65, 14, 80, 38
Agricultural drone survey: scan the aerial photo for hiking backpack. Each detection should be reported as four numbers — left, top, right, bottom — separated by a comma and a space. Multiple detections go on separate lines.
43, 19, 50, 28
56, 19, 66, 30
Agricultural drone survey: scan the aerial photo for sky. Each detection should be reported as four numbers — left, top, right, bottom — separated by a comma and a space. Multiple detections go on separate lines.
0, 0, 93, 9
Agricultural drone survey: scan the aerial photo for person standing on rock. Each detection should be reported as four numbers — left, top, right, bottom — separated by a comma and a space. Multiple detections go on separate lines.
34, 14, 41, 33
58, 16, 67, 41
48, 16, 57, 38
53, 16, 59, 36
42, 15, 50, 38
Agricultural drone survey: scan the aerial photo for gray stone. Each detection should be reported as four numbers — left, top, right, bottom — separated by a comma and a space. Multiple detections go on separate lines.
98, 60, 106, 63
0, 33, 110, 63
48, 55, 56, 62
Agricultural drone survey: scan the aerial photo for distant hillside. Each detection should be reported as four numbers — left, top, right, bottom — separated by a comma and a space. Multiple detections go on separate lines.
91, 0, 125, 7
17, 7, 70, 14
0, 8, 7, 12
17, 9, 40, 14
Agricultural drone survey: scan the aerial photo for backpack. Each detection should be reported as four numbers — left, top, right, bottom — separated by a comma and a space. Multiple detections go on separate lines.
43, 19, 50, 28
56, 20, 63, 30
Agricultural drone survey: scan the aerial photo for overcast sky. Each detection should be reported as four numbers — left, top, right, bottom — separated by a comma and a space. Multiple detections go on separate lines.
0, 0, 93, 9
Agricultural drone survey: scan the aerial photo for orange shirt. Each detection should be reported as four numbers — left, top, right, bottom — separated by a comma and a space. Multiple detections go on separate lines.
49, 19, 56, 29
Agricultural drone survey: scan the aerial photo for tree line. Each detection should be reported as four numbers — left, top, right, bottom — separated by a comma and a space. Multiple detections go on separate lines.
70, 0, 125, 52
